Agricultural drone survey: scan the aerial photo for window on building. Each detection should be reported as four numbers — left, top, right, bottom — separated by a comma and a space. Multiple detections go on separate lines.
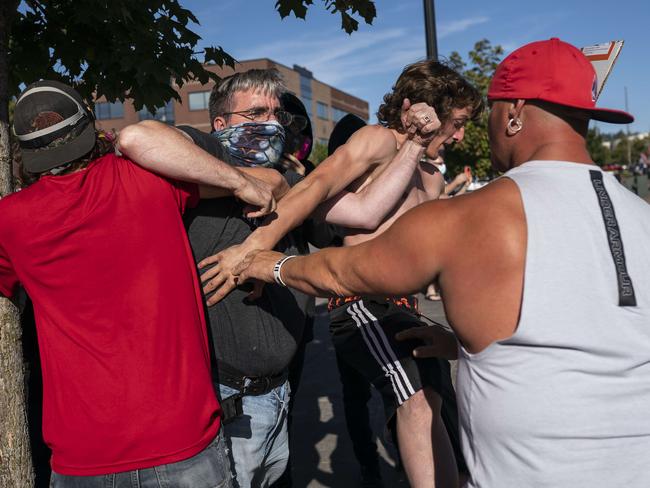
317, 102, 329, 120
188, 91, 210, 111
138, 100, 175, 125
95, 101, 124, 120
298, 70, 314, 119
301, 96, 313, 119
300, 76, 312, 99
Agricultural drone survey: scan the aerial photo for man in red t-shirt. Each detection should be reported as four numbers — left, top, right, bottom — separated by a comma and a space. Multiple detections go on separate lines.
1, 80, 282, 486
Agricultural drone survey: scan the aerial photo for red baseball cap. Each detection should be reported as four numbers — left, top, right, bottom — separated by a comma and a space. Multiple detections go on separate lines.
488, 38, 633, 124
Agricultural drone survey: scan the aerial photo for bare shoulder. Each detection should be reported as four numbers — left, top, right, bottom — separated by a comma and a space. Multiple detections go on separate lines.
299, 125, 398, 196
350, 124, 394, 141
452, 177, 526, 258
340, 125, 398, 161
462, 176, 521, 207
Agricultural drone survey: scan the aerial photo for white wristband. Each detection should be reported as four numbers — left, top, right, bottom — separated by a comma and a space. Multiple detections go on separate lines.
273, 255, 298, 287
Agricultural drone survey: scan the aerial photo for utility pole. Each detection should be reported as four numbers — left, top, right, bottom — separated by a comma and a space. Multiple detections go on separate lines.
423, 0, 438, 60
625, 86, 631, 165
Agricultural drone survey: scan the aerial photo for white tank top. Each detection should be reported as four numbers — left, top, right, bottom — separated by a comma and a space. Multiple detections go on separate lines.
457, 161, 650, 488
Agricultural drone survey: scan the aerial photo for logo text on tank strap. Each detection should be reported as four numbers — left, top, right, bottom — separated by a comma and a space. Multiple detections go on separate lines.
589, 170, 637, 307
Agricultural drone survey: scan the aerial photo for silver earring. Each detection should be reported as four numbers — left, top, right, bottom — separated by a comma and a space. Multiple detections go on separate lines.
507, 117, 523, 135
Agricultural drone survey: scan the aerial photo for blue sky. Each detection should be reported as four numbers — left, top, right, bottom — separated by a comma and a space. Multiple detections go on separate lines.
186, 0, 650, 134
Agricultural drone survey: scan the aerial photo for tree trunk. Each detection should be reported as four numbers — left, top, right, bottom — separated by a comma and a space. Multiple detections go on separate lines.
0, 2, 35, 486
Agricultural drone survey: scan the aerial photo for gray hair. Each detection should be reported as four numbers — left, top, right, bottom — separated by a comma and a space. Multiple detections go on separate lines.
209, 69, 286, 125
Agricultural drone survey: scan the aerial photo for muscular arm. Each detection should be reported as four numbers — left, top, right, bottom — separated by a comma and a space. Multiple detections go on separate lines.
170, 126, 290, 200
313, 137, 425, 230
237, 167, 289, 200
117, 121, 248, 195
274, 201, 447, 297
234, 197, 462, 299
180, 166, 287, 200
117, 121, 275, 216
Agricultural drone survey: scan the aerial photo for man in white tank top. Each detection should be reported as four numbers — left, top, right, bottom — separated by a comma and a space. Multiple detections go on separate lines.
234, 37, 650, 487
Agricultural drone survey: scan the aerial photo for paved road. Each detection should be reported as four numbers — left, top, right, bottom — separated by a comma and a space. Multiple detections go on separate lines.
287, 296, 450, 488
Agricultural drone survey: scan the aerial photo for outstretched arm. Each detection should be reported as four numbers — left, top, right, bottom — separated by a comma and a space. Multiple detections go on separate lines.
234, 199, 451, 298
313, 141, 423, 230
172, 125, 290, 201
117, 121, 276, 217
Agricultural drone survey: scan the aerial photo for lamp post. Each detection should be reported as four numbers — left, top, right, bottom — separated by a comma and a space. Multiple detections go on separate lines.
423, 0, 439, 61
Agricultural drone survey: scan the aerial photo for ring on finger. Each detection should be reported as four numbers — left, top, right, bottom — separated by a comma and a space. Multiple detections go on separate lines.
423, 115, 431, 123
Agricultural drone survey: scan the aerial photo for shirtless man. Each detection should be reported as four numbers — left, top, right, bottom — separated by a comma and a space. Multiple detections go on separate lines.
234, 39, 650, 488
200, 60, 483, 487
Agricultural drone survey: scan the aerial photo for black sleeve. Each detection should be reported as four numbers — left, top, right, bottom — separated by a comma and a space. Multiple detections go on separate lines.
176, 125, 232, 162
281, 171, 344, 248
303, 219, 344, 249
282, 170, 304, 188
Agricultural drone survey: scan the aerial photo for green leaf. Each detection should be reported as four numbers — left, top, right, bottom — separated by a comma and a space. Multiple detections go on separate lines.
7, 0, 376, 115
275, 0, 375, 31
204, 46, 236, 69
275, 0, 311, 19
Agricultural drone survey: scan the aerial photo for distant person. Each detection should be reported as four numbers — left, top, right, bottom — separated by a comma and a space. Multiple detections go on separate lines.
235, 38, 650, 488
1, 80, 276, 487
201, 60, 483, 487
635, 144, 650, 175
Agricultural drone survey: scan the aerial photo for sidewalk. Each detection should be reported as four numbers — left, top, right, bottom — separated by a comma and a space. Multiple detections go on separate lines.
288, 296, 449, 487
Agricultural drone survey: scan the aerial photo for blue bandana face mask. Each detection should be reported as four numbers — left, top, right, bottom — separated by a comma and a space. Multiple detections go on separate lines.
215, 121, 285, 168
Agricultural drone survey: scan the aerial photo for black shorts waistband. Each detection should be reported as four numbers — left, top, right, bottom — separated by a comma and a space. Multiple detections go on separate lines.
327, 295, 419, 312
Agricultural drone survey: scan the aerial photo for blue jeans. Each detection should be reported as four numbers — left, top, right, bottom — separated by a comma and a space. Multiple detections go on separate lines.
218, 381, 290, 488
49, 432, 232, 488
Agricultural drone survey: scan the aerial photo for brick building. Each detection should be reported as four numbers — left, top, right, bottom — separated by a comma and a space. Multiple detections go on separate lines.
94, 58, 369, 147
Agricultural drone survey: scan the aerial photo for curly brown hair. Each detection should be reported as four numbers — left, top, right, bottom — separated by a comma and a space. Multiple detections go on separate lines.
377, 60, 483, 131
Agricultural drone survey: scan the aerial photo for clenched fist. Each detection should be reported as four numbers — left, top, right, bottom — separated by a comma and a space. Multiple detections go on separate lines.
400, 98, 441, 147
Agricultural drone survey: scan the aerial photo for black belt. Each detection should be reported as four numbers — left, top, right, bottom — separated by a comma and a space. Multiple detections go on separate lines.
215, 361, 288, 396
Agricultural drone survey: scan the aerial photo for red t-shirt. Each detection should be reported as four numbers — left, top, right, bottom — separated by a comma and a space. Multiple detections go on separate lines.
0, 154, 220, 475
